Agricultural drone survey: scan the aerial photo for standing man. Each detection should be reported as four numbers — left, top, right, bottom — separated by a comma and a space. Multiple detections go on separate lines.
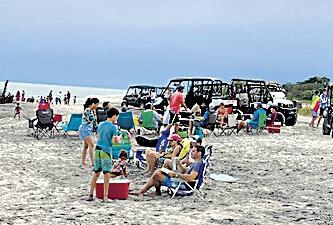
67, 91, 71, 105
317, 89, 328, 127
169, 85, 189, 134
309, 91, 320, 127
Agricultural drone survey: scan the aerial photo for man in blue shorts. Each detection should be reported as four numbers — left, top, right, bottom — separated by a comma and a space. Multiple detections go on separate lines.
88, 108, 120, 202
133, 145, 205, 196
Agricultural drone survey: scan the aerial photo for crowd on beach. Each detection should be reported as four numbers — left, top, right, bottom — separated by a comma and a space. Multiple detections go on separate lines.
14, 84, 329, 203
12, 89, 76, 119
13, 89, 76, 105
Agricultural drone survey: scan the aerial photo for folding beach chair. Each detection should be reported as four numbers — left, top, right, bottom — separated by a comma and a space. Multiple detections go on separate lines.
167, 146, 212, 199
111, 130, 132, 159
96, 107, 108, 124
60, 113, 82, 137
117, 111, 135, 132
140, 110, 154, 130
33, 109, 54, 140
255, 112, 267, 133
219, 114, 238, 136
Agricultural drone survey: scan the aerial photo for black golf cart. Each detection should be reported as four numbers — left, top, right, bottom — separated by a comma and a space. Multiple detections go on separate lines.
121, 85, 164, 108
153, 77, 231, 112
231, 79, 298, 126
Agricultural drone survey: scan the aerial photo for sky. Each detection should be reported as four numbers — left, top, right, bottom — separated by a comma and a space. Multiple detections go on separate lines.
0, 0, 332, 89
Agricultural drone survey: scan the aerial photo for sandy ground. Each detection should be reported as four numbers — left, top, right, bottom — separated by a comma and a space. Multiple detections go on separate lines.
0, 101, 332, 225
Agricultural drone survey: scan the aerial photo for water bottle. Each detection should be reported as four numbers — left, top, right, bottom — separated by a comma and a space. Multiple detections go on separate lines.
172, 157, 178, 171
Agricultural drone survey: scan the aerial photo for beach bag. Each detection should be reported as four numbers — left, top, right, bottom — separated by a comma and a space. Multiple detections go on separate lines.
135, 135, 158, 147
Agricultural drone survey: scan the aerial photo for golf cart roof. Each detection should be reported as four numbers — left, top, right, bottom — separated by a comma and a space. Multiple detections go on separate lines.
128, 85, 157, 89
231, 78, 267, 83
170, 77, 223, 82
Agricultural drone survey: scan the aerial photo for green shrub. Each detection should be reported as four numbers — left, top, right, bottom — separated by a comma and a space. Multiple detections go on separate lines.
298, 107, 311, 117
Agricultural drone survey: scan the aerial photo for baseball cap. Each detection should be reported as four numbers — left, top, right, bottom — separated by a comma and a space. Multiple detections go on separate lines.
167, 134, 182, 142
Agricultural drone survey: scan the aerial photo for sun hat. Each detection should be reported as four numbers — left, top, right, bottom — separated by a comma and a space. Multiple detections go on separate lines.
191, 103, 201, 113
209, 103, 215, 108
167, 134, 182, 142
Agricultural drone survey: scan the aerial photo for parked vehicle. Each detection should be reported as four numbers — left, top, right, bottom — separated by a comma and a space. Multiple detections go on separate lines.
323, 83, 333, 137
230, 79, 297, 126
153, 77, 231, 112
121, 85, 164, 108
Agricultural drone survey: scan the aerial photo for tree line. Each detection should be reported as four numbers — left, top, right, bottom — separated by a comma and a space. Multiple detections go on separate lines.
283, 76, 330, 101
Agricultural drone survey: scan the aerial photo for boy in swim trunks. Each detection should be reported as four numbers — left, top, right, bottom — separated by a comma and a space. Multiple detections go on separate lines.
87, 108, 120, 202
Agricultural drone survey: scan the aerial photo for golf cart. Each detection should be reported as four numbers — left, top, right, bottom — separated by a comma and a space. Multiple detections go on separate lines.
154, 77, 231, 112
323, 83, 333, 137
121, 85, 164, 108
231, 79, 298, 126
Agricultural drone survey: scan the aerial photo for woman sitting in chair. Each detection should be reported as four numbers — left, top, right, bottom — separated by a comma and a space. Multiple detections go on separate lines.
145, 134, 182, 176
216, 103, 228, 126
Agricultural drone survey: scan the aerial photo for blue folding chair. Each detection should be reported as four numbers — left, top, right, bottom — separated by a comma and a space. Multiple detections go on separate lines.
167, 145, 212, 199
117, 111, 135, 131
60, 113, 82, 137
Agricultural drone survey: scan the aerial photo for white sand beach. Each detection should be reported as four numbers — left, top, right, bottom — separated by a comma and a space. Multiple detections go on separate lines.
0, 100, 332, 225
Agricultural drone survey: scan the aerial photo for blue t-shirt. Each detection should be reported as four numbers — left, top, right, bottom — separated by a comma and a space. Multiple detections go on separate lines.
186, 159, 203, 175
96, 121, 118, 154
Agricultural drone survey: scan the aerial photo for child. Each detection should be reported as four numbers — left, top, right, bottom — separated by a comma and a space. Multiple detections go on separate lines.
14, 103, 22, 119
73, 96, 77, 105
111, 150, 128, 177
88, 108, 121, 203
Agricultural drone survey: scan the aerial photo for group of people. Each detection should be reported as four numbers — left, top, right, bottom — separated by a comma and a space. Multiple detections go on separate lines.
15, 90, 25, 102
50, 90, 75, 105
309, 89, 328, 128
81, 85, 208, 202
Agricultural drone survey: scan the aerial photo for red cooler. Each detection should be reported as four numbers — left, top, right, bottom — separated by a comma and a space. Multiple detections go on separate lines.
267, 122, 281, 134
96, 178, 130, 200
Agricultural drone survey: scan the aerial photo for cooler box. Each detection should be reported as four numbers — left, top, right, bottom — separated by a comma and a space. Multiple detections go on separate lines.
96, 178, 130, 200
267, 122, 281, 133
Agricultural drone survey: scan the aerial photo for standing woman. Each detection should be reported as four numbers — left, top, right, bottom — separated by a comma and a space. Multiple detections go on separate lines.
80, 98, 99, 167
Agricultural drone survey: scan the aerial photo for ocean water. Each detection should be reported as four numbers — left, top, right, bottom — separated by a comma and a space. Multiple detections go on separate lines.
1, 80, 126, 104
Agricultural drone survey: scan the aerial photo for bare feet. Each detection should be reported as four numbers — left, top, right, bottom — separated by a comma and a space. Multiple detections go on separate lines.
129, 191, 144, 196
102, 198, 112, 203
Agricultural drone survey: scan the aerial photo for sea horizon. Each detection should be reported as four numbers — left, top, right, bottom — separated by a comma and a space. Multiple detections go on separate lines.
1, 80, 126, 104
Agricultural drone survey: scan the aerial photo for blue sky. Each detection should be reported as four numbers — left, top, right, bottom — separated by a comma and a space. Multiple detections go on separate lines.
0, 0, 332, 89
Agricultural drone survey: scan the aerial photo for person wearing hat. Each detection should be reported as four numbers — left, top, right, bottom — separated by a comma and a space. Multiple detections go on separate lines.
188, 103, 204, 135
144, 134, 182, 176
168, 85, 189, 133
246, 103, 266, 131
237, 102, 266, 133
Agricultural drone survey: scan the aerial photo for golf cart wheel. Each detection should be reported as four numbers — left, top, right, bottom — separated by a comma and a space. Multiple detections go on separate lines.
285, 116, 297, 126
323, 118, 331, 135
